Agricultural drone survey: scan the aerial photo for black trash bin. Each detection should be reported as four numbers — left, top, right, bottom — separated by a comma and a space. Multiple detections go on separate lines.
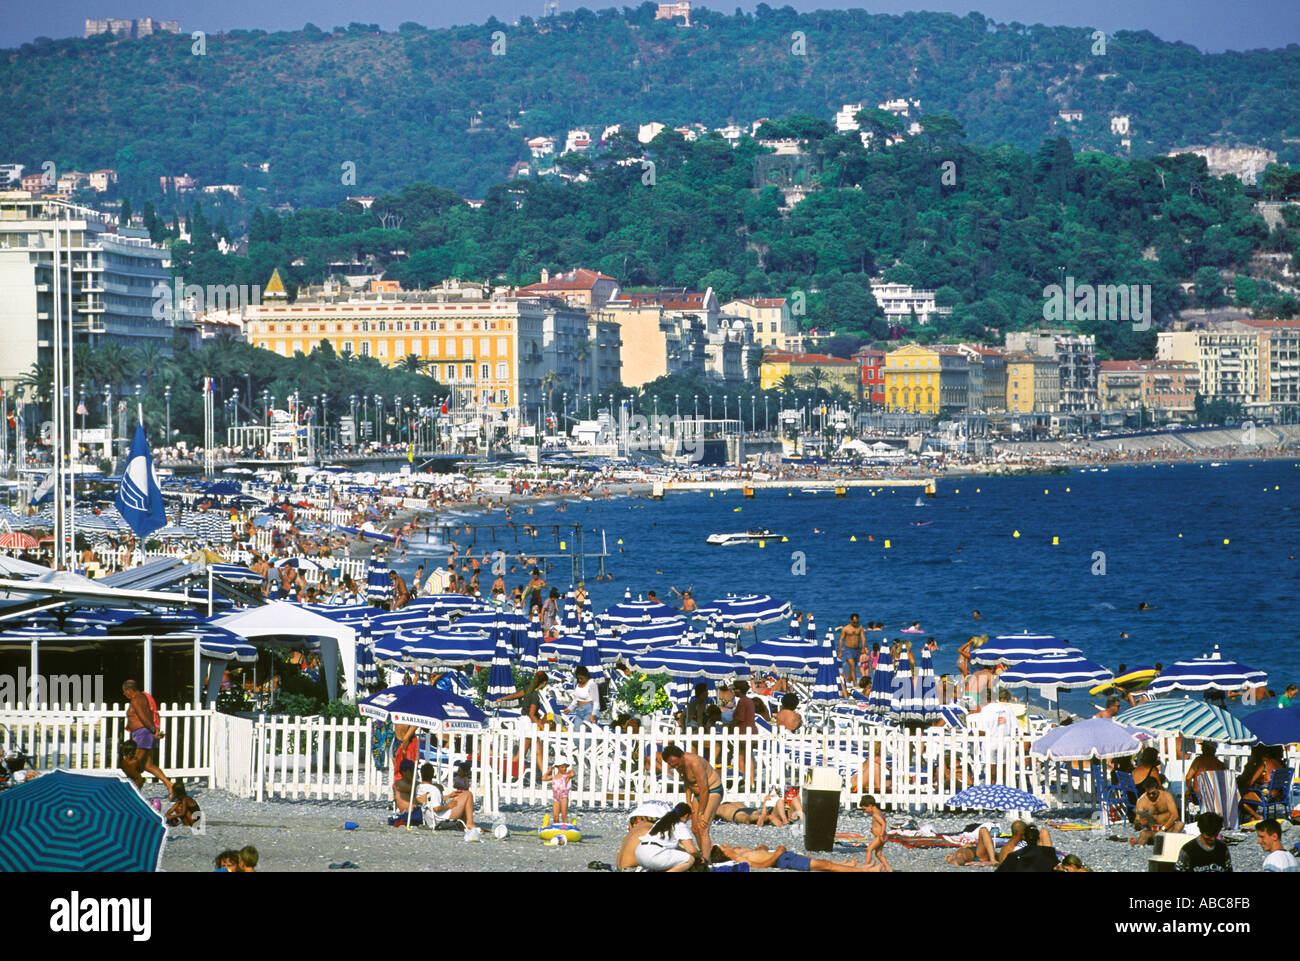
802, 767, 842, 852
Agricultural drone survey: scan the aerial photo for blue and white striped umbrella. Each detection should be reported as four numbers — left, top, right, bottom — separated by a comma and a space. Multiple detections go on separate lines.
520, 620, 542, 672
369, 608, 436, 643
945, 784, 1047, 812
694, 593, 792, 627
170, 625, 258, 663
562, 591, 580, 634
578, 615, 605, 682
353, 618, 378, 687
1116, 697, 1257, 744
892, 645, 943, 723
972, 632, 1079, 666
866, 649, 894, 715
602, 590, 680, 626
305, 603, 377, 627
804, 615, 816, 641
486, 631, 517, 701
407, 594, 486, 617
740, 636, 822, 677
364, 558, 392, 608
393, 628, 494, 668
1147, 646, 1267, 694
633, 644, 748, 680
208, 563, 265, 586
999, 651, 1114, 690
811, 630, 840, 701
372, 632, 409, 664
617, 619, 690, 649
539, 635, 585, 664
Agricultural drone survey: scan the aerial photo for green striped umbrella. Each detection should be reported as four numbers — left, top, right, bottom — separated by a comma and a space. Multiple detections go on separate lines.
1116, 697, 1257, 744
0, 771, 167, 871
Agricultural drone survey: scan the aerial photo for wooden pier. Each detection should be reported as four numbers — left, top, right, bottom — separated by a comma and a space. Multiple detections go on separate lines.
663, 477, 937, 494
428, 521, 611, 583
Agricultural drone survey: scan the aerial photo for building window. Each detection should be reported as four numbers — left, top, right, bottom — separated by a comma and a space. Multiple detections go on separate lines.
361, 321, 370, 332
378, 342, 387, 358
343, 341, 354, 354
463, 363, 473, 380
480, 337, 490, 355
378, 321, 387, 332
481, 363, 490, 379
361, 342, 371, 357
292, 340, 303, 353
497, 363, 508, 379
394, 339, 404, 357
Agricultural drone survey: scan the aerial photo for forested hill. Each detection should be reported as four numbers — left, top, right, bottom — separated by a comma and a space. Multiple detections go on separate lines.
4, 4, 1299, 204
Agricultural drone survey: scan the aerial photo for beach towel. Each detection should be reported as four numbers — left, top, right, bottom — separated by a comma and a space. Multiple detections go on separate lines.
1046, 819, 1098, 831
834, 830, 872, 848
1195, 770, 1240, 831
886, 831, 965, 849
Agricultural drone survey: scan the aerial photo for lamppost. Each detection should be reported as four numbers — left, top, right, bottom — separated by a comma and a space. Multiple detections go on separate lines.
102, 386, 111, 463
79, 383, 86, 432
349, 394, 357, 448
230, 386, 239, 429
750, 395, 755, 432
375, 394, 383, 444
164, 385, 171, 444
16, 384, 25, 471
709, 394, 714, 422
765, 395, 770, 433
675, 394, 680, 419
263, 389, 270, 430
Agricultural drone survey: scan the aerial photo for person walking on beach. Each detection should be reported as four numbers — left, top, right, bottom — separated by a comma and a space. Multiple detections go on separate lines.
661, 745, 723, 862
122, 680, 173, 796
839, 614, 865, 684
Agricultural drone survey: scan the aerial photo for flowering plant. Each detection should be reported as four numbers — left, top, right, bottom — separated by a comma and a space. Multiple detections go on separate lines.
613, 671, 672, 717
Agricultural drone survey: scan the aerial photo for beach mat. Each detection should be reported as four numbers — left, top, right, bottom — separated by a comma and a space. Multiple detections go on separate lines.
1047, 819, 1099, 831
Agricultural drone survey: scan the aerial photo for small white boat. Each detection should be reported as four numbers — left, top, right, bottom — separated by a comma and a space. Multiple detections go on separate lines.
706, 529, 781, 546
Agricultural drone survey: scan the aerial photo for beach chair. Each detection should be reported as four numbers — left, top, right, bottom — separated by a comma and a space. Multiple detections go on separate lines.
1194, 770, 1241, 831
1241, 767, 1294, 822
1090, 761, 1135, 827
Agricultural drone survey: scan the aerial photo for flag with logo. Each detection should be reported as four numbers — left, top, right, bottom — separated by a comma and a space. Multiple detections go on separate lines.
115, 422, 166, 538
32, 470, 55, 504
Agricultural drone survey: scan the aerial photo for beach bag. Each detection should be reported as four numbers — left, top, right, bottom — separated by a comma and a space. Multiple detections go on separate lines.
145, 692, 163, 738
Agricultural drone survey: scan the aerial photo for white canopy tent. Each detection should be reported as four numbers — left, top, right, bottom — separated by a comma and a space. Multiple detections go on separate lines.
213, 602, 358, 700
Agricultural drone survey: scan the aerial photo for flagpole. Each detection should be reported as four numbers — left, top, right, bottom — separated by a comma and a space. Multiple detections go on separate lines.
66, 208, 76, 570
52, 208, 64, 569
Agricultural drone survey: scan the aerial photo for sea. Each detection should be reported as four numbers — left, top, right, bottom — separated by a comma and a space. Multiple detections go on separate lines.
398, 459, 1300, 714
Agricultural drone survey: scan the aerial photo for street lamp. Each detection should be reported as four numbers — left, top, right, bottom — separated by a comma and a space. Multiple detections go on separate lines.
709, 394, 714, 421
349, 394, 357, 448
164, 385, 172, 443
231, 386, 239, 429
263, 389, 270, 430
675, 394, 680, 419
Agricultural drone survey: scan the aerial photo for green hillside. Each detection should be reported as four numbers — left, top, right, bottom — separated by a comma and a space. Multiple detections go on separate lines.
3, 4, 1299, 205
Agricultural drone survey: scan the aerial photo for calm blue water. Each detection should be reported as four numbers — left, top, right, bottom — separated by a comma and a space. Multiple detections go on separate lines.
402, 459, 1300, 708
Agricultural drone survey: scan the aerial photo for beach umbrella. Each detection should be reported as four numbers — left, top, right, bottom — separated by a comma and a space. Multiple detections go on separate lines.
393, 628, 494, 668
359, 684, 487, 732
486, 631, 517, 702
562, 590, 580, 634
945, 784, 1047, 813
369, 608, 436, 643
865, 649, 895, 715
892, 645, 943, 724
0, 771, 167, 871
208, 563, 264, 586
740, 636, 822, 677
520, 620, 541, 672
539, 635, 584, 664
171, 625, 258, 663
0, 532, 38, 551
633, 644, 747, 680
601, 590, 679, 626
972, 632, 1079, 666
1117, 697, 1257, 744
407, 594, 486, 617
577, 615, 606, 682
354, 618, 378, 689
999, 652, 1114, 690
364, 557, 392, 608
1031, 718, 1154, 761
275, 556, 324, 572
1146, 646, 1267, 694
617, 619, 690, 649
694, 593, 792, 628
1242, 707, 1300, 747
811, 630, 841, 702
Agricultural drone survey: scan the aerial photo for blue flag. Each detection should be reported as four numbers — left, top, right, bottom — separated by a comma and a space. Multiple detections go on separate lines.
116, 422, 166, 538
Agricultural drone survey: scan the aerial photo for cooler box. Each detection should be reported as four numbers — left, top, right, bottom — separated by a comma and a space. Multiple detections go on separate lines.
803, 766, 843, 852
1147, 830, 1196, 872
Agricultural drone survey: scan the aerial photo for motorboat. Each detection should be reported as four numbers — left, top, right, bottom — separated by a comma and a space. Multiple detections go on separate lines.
706, 529, 782, 546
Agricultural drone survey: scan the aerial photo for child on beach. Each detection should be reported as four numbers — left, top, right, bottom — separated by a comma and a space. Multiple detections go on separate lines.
542, 756, 574, 825
238, 846, 259, 872
859, 795, 891, 871
165, 779, 202, 828
213, 850, 239, 872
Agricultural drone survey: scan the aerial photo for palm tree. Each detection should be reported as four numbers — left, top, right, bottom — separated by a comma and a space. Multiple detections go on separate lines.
829, 385, 852, 412
401, 353, 431, 375
800, 366, 829, 396
573, 338, 590, 399
21, 361, 53, 404
776, 373, 798, 401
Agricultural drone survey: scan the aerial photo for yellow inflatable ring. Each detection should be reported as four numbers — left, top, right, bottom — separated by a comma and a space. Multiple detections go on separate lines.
538, 823, 582, 843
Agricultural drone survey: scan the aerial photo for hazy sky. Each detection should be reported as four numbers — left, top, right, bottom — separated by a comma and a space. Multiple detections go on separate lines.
9, 0, 1300, 52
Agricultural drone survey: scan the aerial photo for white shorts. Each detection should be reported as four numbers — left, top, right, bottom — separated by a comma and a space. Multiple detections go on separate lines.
636, 842, 693, 872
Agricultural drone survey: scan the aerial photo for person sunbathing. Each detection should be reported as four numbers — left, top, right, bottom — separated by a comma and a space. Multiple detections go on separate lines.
715, 794, 786, 826
714, 843, 890, 872
946, 820, 1032, 867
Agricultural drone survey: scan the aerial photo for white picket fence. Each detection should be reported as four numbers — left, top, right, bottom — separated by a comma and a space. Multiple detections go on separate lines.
3, 708, 1283, 819
0, 703, 212, 780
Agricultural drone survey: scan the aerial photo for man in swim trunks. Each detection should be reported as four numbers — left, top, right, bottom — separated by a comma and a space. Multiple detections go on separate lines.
661, 744, 723, 860
123, 680, 173, 796
839, 613, 865, 684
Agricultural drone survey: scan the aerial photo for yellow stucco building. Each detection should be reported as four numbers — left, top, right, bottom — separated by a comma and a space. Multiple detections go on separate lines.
759, 352, 859, 392
884, 344, 941, 413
